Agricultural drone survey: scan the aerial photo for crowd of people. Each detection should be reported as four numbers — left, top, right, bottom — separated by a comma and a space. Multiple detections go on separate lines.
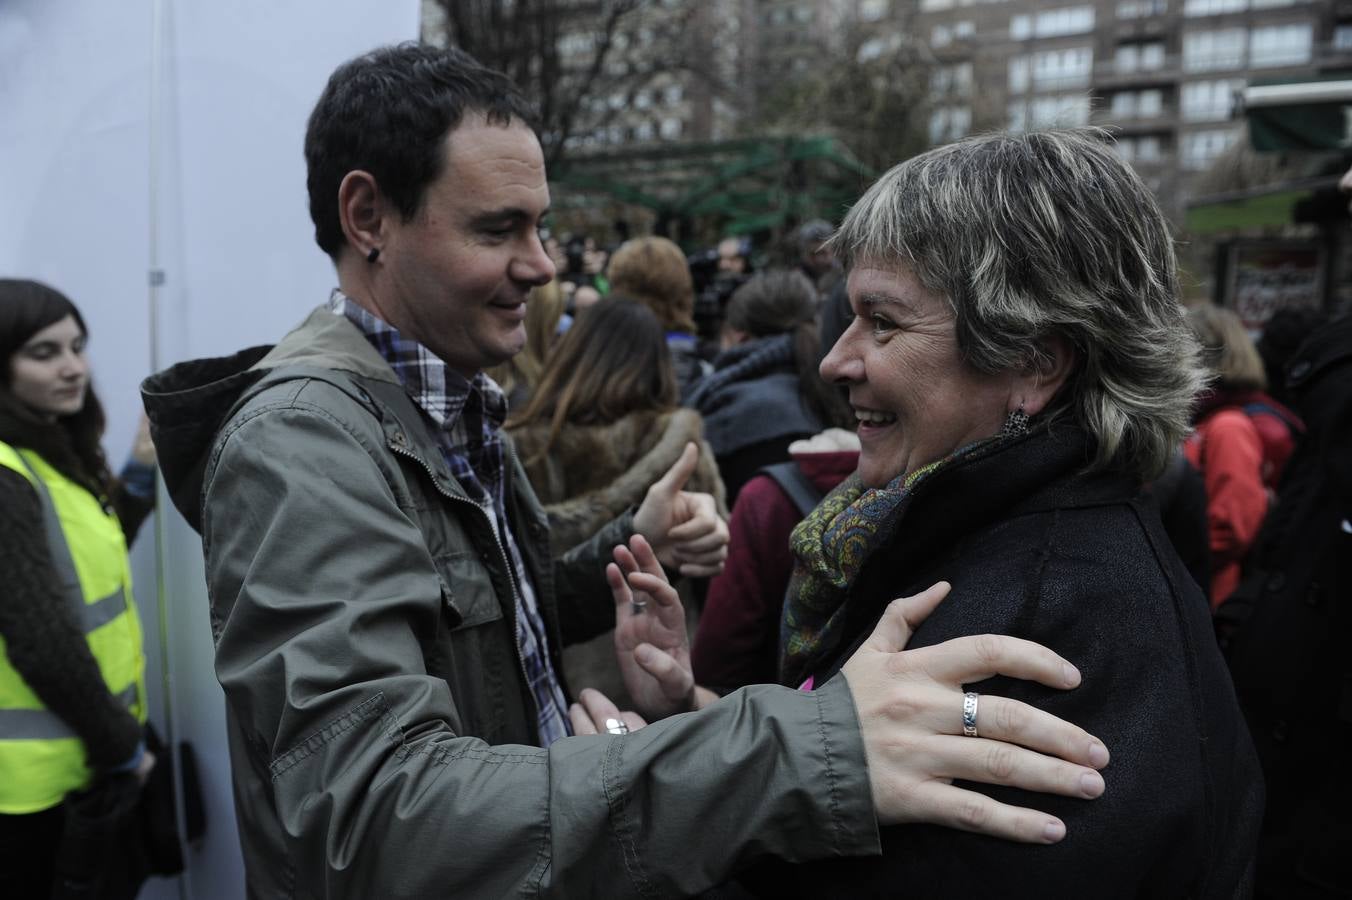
2, 40, 1349, 900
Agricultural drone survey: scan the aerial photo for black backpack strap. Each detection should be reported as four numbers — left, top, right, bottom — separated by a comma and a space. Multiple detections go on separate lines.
759, 461, 823, 518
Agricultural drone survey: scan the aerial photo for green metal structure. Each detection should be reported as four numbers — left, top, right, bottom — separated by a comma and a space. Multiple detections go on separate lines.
548, 135, 876, 240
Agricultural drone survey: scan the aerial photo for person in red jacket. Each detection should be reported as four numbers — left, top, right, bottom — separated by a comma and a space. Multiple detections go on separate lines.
693, 428, 858, 690
1184, 304, 1300, 607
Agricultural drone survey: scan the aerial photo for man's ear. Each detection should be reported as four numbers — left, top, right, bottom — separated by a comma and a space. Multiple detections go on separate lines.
1014, 333, 1077, 417
337, 170, 385, 261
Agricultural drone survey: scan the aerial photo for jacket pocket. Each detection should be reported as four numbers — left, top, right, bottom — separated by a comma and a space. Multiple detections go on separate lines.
433, 552, 504, 631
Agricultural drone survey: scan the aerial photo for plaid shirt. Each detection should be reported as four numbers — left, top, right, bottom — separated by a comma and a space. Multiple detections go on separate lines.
330, 291, 571, 745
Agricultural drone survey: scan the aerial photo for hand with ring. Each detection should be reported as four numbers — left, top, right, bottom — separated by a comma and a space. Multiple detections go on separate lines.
841, 582, 1111, 844
608, 534, 697, 722
567, 687, 645, 736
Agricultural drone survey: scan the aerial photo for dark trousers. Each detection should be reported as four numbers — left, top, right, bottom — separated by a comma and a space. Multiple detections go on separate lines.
0, 803, 65, 898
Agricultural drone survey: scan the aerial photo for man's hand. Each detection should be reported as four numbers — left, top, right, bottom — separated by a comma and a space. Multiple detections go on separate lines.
568, 688, 646, 736
842, 582, 1111, 844
132, 748, 157, 787
130, 413, 158, 467
632, 442, 729, 578
609, 535, 698, 721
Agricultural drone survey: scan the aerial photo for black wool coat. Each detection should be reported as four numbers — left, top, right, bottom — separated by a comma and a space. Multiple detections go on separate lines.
746, 424, 1263, 899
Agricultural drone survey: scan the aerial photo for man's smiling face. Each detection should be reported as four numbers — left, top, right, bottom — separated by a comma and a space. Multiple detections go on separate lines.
377, 115, 556, 376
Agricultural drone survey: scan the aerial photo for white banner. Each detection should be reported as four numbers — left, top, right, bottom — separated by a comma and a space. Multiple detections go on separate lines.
0, 2, 419, 896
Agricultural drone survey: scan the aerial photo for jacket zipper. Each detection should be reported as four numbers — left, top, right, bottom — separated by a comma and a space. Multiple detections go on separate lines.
386, 440, 541, 728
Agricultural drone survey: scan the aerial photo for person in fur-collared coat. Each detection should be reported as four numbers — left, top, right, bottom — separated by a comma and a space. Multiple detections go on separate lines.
507, 297, 726, 707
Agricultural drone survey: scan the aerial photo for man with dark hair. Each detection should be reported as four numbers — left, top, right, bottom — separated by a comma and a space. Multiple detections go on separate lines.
142, 44, 1111, 898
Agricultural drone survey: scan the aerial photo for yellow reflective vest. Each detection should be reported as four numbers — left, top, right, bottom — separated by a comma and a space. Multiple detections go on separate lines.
0, 440, 147, 814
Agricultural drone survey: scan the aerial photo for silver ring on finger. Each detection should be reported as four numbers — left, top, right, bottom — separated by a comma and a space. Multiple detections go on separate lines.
630, 599, 647, 614
604, 717, 630, 735
962, 692, 979, 738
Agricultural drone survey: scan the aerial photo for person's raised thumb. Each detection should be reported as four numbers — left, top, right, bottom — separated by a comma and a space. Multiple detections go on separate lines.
862, 581, 951, 655
653, 442, 699, 497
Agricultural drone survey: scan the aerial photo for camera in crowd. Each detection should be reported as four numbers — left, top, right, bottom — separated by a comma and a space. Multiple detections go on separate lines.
689, 237, 753, 350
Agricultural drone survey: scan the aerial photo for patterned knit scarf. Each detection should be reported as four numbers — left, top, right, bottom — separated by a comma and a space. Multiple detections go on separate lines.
780, 438, 998, 686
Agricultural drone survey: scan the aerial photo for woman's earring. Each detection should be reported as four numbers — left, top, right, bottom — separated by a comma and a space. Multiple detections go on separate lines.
1001, 403, 1030, 438
366, 247, 381, 263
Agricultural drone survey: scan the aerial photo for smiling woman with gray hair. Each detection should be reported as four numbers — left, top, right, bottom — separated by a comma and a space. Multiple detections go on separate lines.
618, 130, 1264, 897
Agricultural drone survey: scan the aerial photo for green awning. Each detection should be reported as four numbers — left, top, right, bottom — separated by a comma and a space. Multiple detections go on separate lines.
549, 135, 875, 238
1244, 77, 1352, 152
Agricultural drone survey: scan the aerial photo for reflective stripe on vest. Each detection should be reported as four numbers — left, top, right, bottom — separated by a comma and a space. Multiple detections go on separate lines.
0, 441, 147, 813
0, 684, 139, 741
15, 449, 89, 623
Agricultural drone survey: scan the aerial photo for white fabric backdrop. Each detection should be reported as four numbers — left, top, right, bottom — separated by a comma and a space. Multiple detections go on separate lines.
0, 2, 419, 895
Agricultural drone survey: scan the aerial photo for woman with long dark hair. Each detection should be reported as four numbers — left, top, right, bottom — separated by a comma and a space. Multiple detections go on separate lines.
0, 279, 158, 898
506, 297, 725, 707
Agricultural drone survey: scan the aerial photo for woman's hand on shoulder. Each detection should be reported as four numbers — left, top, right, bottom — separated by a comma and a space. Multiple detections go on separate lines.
842, 582, 1111, 844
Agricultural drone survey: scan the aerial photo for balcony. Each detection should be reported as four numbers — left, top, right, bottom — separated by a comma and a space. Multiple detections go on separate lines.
1093, 108, 1180, 132
1112, 16, 1175, 42
1093, 55, 1184, 88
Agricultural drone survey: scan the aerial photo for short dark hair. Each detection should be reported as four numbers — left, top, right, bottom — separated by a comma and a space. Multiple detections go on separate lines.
304, 42, 537, 259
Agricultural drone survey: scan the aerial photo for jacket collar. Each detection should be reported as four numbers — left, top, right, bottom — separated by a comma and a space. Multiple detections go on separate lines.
143, 307, 471, 530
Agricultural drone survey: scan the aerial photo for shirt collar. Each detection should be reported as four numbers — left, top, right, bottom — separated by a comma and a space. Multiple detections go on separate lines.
328, 289, 507, 432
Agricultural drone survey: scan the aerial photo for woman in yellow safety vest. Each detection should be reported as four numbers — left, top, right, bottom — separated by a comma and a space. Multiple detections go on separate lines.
0, 280, 158, 897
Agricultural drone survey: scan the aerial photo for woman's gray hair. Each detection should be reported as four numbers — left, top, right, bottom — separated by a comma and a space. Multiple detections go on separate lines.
828, 128, 1205, 482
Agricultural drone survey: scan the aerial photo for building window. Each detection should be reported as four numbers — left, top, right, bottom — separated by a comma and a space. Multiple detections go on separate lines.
1110, 88, 1165, 118
1031, 47, 1093, 90
659, 117, 682, 140
1183, 0, 1246, 16
1036, 94, 1091, 126
1180, 78, 1244, 120
1136, 135, 1163, 162
929, 106, 973, 143
665, 84, 683, 105
1182, 127, 1239, 170
1010, 94, 1091, 130
557, 33, 596, 57
1114, 134, 1164, 163
859, 37, 887, 60
861, 0, 889, 20
933, 23, 973, 47
921, 0, 955, 10
1336, 24, 1352, 51
1117, 0, 1168, 17
1011, 6, 1094, 40
1249, 23, 1313, 67
1183, 28, 1247, 71
930, 62, 974, 97
1115, 41, 1166, 73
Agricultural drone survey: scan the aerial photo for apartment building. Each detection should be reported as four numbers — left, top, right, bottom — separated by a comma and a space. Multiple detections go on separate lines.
905, 0, 1351, 218
422, 0, 744, 153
